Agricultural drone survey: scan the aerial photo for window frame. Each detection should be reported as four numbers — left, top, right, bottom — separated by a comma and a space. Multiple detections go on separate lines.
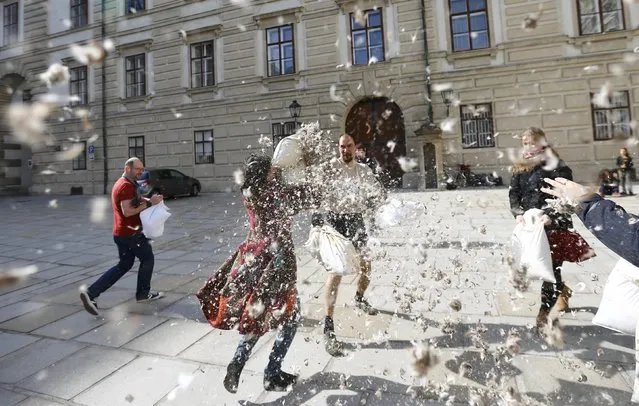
190, 40, 215, 88
265, 23, 296, 77
194, 130, 214, 164
72, 141, 87, 170
349, 9, 385, 66
2, 2, 18, 47
70, 0, 88, 29
69, 65, 88, 106
128, 136, 145, 164
591, 90, 632, 141
272, 121, 299, 150
576, 0, 625, 36
459, 103, 495, 149
125, 53, 146, 98
448, 0, 491, 52
125, 0, 145, 15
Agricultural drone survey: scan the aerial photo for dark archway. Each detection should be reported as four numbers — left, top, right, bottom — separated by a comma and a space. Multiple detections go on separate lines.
424, 142, 437, 189
345, 97, 406, 187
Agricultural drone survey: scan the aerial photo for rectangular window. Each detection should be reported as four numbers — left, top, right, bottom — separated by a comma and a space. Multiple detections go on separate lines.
460, 104, 495, 148
272, 122, 299, 149
125, 54, 145, 98
128, 136, 145, 164
126, 0, 145, 14
3, 2, 18, 46
69, 66, 88, 106
266, 24, 295, 77
70, 0, 88, 29
194, 130, 214, 164
578, 0, 625, 35
449, 0, 490, 52
350, 9, 385, 66
190, 41, 215, 88
73, 141, 87, 170
592, 91, 632, 141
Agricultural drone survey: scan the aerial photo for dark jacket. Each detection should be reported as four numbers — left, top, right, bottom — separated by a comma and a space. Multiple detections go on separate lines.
616, 156, 633, 172
509, 160, 573, 230
579, 195, 639, 268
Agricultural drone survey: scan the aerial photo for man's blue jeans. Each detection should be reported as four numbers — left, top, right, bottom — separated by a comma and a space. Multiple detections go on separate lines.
232, 300, 300, 378
87, 234, 155, 301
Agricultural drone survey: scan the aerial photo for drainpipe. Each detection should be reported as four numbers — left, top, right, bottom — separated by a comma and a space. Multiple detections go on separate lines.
420, 0, 434, 124
101, 0, 108, 195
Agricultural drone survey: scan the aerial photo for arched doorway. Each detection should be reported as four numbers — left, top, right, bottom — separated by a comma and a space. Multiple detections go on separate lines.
345, 97, 406, 187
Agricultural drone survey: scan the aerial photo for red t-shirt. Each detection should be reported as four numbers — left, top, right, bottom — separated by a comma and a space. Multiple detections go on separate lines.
112, 177, 142, 236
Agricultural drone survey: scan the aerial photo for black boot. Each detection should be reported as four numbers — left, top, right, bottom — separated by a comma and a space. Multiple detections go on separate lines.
324, 316, 345, 357
264, 370, 298, 391
223, 359, 244, 393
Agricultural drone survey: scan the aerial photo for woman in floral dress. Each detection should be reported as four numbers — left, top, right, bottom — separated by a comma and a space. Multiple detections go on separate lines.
196, 154, 319, 393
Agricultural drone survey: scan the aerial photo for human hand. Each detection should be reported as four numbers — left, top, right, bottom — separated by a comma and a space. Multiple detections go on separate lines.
540, 178, 596, 202
540, 214, 552, 226
516, 215, 525, 224
150, 194, 164, 205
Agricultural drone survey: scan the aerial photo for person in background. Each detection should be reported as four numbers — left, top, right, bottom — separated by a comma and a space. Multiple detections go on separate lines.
616, 147, 634, 195
542, 177, 639, 268
508, 127, 594, 331
597, 169, 620, 197
79, 157, 164, 316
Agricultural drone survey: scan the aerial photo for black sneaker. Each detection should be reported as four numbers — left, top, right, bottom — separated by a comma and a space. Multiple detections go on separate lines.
136, 291, 164, 302
324, 330, 346, 357
264, 370, 298, 391
223, 360, 244, 393
355, 297, 378, 315
80, 290, 99, 316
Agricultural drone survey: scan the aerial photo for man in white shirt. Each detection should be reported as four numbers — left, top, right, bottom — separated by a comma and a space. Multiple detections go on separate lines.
314, 133, 385, 356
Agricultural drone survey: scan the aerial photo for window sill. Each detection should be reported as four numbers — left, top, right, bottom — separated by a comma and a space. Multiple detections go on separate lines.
261, 73, 300, 84
445, 48, 496, 63
124, 9, 149, 18
569, 29, 634, 45
186, 86, 221, 98
120, 95, 149, 103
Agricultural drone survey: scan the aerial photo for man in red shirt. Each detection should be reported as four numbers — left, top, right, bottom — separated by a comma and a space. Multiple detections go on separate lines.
80, 157, 164, 315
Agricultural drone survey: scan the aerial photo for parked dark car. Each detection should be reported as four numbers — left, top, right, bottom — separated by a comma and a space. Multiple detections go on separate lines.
138, 168, 201, 198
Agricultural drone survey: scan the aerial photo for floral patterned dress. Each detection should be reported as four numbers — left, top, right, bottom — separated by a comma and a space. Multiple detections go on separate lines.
196, 184, 318, 336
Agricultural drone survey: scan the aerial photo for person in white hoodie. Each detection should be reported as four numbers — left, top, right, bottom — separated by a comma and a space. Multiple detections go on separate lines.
313, 133, 385, 356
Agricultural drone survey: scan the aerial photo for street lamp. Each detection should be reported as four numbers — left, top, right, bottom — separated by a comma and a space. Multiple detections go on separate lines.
440, 89, 455, 117
289, 99, 301, 127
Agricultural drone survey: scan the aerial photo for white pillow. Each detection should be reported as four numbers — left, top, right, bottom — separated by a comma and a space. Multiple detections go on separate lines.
592, 258, 639, 335
510, 209, 556, 283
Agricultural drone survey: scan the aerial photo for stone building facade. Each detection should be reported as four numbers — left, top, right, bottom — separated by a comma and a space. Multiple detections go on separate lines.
0, 0, 638, 195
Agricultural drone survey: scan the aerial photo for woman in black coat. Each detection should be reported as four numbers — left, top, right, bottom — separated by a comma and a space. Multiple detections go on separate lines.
509, 127, 594, 330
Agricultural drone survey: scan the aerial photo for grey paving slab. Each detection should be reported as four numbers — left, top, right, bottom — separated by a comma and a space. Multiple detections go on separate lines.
13, 398, 66, 406
155, 364, 264, 405
178, 329, 270, 367
153, 250, 190, 260
32, 265, 84, 281
109, 293, 183, 316
73, 356, 199, 406
0, 304, 80, 333
0, 332, 40, 358
0, 301, 48, 323
0, 388, 27, 405
157, 296, 206, 322
156, 262, 207, 276
17, 346, 137, 400
75, 314, 167, 348
0, 338, 85, 384
31, 310, 110, 340
123, 319, 211, 356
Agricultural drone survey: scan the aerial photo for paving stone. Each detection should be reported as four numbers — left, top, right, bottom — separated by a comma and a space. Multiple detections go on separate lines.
31, 310, 110, 340
0, 332, 40, 358
0, 304, 80, 333
157, 296, 206, 322
75, 314, 167, 348
178, 329, 270, 367
0, 301, 48, 323
124, 319, 211, 356
32, 265, 83, 281
109, 293, 183, 316
13, 397, 65, 406
0, 338, 85, 384
17, 346, 137, 400
0, 388, 27, 405
73, 356, 200, 406
155, 364, 264, 405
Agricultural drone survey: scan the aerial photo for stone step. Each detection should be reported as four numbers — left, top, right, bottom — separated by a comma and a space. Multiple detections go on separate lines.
0, 176, 21, 186
0, 185, 27, 196
0, 158, 21, 167
0, 142, 22, 150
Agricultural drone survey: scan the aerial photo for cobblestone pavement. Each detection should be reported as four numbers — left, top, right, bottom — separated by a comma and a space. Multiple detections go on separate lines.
0, 189, 638, 406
